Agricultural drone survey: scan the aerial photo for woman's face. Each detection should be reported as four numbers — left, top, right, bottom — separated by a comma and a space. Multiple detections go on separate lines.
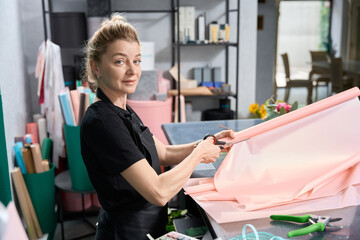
97, 40, 142, 96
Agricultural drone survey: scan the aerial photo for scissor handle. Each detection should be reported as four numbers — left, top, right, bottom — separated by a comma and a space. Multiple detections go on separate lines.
270, 214, 311, 223
287, 222, 325, 238
203, 134, 217, 144
203, 134, 225, 149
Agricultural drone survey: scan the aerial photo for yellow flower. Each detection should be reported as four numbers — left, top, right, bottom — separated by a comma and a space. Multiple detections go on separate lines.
259, 104, 267, 119
249, 103, 259, 114
259, 109, 267, 119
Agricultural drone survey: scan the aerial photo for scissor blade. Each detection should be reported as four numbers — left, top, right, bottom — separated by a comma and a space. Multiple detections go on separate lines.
223, 137, 250, 147
329, 218, 343, 222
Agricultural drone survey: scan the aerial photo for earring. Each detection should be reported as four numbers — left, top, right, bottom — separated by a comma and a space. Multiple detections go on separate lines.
96, 75, 100, 79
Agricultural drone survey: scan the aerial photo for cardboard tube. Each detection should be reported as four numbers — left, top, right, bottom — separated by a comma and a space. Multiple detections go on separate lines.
30, 144, 43, 173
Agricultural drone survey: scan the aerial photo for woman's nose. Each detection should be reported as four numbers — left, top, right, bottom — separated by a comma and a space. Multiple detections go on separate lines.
126, 62, 137, 75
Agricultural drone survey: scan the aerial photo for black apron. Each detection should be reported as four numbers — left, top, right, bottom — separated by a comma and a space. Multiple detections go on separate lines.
95, 88, 167, 240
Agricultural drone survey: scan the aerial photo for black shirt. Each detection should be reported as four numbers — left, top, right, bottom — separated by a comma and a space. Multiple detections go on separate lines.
80, 101, 151, 213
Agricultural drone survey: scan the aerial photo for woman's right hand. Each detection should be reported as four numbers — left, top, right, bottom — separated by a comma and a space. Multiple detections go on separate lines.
194, 137, 221, 164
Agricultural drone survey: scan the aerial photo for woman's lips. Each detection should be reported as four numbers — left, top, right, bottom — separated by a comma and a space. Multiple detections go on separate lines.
123, 80, 136, 84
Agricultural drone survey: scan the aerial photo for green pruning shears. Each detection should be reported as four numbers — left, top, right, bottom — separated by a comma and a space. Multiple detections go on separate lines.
270, 214, 342, 238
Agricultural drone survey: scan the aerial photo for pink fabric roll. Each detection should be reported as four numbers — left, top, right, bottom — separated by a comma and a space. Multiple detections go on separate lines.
185, 87, 360, 223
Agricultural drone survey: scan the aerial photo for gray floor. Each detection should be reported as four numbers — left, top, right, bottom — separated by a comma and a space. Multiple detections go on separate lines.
53, 215, 98, 240
51, 86, 331, 240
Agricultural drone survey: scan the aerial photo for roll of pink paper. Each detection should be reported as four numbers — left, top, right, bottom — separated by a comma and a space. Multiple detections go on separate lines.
174, 95, 186, 123
26, 122, 39, 144
70, 90, 80, 125
184, 87, 360, 223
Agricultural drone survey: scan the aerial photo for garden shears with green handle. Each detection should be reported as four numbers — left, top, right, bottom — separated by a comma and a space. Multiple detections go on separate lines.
270, 214, 342, 238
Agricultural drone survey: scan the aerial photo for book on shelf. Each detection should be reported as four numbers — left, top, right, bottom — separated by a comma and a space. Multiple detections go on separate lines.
175, 6, 195, 43
196, 13, 206, 42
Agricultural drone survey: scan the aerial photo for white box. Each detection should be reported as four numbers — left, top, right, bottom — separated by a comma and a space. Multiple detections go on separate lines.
185, 6, 195, 41
175, 6, 186, 42
140, 42, 155, 70
197, 14, 205, 42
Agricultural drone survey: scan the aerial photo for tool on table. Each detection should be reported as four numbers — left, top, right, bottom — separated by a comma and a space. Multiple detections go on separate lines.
217, 124, 235, 131
270, 214, 342, 238
202, 134, 249, 149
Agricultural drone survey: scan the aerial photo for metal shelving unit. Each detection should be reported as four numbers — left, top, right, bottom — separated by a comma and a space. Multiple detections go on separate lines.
172, 0, 240, 121
41, 0, 240, 122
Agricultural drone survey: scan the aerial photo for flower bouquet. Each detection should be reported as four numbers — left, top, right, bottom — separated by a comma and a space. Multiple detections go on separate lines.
249, 98, 298, 121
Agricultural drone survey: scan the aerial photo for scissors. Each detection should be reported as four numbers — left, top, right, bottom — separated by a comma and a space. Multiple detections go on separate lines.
202, 134, 249, 149
270, 214, 342, 238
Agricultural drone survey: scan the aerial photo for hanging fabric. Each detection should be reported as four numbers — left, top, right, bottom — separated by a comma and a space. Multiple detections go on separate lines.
35, 40, 65, 167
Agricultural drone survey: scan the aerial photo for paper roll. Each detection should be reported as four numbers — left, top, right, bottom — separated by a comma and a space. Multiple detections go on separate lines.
37, 118, 47, 147
26, 123, 39, 144
41, 138, 53, 161
78, 92, 90, 124
24, 134, 33, 144
70, 90, 80, 125
32, 114, 42, 123
30, 144, 43, 173
11, 168, 43, 239
21, 147, 35, 174
42, 160, 50, 171
174, 95, 186, 123
14, 136, 23, 144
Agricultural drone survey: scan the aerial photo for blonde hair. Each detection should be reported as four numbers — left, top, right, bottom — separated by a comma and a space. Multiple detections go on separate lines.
82, 13, 140, 92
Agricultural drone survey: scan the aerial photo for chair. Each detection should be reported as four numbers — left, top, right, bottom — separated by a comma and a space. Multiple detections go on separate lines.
309, 51, 332, 101
281, 53, 313, 104
330, 57, 354, 93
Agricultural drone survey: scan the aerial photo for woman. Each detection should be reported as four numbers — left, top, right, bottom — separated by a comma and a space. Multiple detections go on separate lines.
80, 13, 235, 239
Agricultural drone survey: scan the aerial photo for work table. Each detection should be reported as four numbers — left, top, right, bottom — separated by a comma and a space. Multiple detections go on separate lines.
162, 119, 360, 240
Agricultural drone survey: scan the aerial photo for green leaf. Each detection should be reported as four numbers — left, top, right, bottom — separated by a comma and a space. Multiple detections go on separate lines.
290, 101, 298, 112
181, 209, 188, 216
279, 107, 286, 115
264, 111, 278, 121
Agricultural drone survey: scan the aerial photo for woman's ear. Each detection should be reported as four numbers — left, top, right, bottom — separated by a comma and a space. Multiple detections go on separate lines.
90, 60, 100, 78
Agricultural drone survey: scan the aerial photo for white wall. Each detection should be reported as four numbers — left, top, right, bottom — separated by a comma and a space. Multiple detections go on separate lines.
256, 0, 277, 105
0, 0, 29, 172
237, 0, 258, 118
331, 0, 349, 58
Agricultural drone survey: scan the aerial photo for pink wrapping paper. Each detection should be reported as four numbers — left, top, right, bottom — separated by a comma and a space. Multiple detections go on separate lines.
185, 87, 360, 223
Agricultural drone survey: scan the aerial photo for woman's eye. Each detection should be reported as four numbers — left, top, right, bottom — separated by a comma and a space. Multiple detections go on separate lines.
134, 60, 142, 64
115, 60, 124, 64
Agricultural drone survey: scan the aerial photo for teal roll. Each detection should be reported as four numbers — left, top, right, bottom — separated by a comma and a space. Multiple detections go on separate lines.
41, 138, 53, 161
23, 163, 57, 234
63, 124, 93, 191
0, 90, 12, 205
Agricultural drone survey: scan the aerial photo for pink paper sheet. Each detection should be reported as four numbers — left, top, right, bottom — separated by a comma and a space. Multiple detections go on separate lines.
185, 87, 360, 223
3, 202, 28, 240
